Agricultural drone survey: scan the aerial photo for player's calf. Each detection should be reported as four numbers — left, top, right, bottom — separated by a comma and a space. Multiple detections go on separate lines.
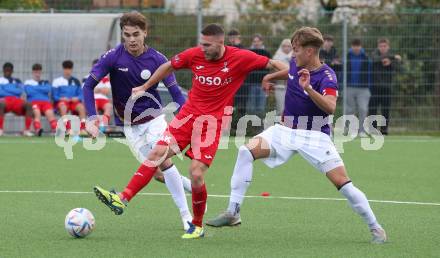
329, 167, 386, 243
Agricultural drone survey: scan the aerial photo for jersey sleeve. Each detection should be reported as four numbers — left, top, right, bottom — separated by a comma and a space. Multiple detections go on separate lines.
90, 48, 117, 82
155, 51, 178, 88
170, 47, 196, 70
319, 69, 339, 97
239, 49, 270, 73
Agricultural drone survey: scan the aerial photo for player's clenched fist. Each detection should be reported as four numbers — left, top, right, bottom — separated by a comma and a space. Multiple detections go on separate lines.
261, 75, 274, 94
298, 69, 310, 90
131, 85, 146, 99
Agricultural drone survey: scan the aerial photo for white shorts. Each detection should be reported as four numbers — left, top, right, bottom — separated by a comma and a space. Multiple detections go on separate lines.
256, 124, 344, 173
123, 114, 168, 163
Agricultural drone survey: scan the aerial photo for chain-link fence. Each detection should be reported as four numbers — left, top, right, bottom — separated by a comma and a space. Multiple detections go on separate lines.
0, 5, 439, 134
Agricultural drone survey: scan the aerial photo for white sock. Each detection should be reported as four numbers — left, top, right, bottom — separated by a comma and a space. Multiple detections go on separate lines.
181, 175, 192, 193
339, 182, 381, 230
162, 165, 191, 219
227, 146, 254, 215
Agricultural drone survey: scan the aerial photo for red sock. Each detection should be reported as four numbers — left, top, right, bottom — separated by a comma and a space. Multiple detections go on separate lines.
49, 120, 57, 131
191, 184, 207, 227
80, 120, 85, 130
25, 116, 32, 130
0, 116, 4, 129
33, 120, 41, 131
103, 115, 111, 125
65, 120, 71, 130
121, 163, 157, 201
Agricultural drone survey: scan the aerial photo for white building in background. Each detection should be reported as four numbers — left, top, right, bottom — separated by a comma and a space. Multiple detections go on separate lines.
165, 0, 241, 25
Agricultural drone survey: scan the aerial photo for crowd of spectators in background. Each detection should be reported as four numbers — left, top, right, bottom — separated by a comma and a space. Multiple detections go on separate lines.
0, 30, 401, 137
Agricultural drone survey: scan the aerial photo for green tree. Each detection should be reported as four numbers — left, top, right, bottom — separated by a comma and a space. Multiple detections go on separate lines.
0, 0, 46, 10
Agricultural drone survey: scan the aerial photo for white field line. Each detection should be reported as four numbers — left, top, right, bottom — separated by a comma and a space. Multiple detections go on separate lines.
1, 137, 440, 145
0, 190, 439, 207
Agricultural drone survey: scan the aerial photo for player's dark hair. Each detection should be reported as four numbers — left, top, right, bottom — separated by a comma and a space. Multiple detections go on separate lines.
252, 33, 263, 41
377, 37, 390, 45
120, 11, 148, 31
32, 63, 42, 71
351, 38, 362, 46
323, 34, 334, 41
62, 60, 74, 69
92, 59, 99, 65
201, 24, 224, 37
3, 62, 13, 70
227, 29, 240, 36
291, 27, 324, 49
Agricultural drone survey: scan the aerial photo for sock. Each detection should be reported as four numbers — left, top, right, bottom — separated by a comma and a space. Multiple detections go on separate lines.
33, 120, 41, 131
181, 175, 192, 193
191, 183, 207, 227
25, 116, 32, 130
227, 146, 254, 215
65, 120, 71, 130
49, 120, 57, 131
103, 114, 111, 125
339, 182, 381, 230
0, 116, 4, 129
80, 119, 86, 130
162, 165, 190, 218
121, 163, 157, 201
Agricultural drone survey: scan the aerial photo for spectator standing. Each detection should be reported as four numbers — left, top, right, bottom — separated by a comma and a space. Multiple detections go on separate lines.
319, 34, 341, 80
227, 29, 247, 123
345, 39, 371, 137
370, 38, 402, 135
245, 34, 272, 119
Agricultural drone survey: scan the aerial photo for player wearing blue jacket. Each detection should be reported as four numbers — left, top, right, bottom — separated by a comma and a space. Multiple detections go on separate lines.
0, 62, 33, 136
52, 60, 87, 135
24, 64, 57, 136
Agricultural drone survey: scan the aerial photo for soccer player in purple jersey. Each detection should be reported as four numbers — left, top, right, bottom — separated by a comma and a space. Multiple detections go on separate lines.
207, 27, 387, 244
82, 12, 193, 230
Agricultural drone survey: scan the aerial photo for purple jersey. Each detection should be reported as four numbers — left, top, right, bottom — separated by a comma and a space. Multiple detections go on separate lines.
283, 59, 338, 135
86, 44, 184, 125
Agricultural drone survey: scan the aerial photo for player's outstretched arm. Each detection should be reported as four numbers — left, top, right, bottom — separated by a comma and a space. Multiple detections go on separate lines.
83, 75, 100, 138
298, 69, 337, 114
261, 60, 289, 92
265, 59, 289, 72
132, 61, 175, 98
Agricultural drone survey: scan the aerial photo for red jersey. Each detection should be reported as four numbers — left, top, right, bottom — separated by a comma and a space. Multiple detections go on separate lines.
170, 46, 269, 118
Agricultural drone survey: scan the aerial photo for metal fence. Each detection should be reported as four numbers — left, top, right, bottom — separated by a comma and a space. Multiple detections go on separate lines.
0, 6, 439, 134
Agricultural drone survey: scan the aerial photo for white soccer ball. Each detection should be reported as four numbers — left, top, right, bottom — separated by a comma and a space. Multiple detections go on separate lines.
64, 208, 95, 238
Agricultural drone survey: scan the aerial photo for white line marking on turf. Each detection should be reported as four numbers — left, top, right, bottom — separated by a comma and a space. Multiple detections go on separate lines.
1, 137, 440, 144
0, 190, 439, 207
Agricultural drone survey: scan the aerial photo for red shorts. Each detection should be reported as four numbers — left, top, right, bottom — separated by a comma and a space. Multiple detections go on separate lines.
157, 112, 222, 166
57, 100, 81, 113
4, 96, 25, 115
31, 101, 53, 113
95, 99, 110, 112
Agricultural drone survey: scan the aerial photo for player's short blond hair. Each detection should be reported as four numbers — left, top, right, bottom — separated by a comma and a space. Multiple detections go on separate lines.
291, 27, 324, 49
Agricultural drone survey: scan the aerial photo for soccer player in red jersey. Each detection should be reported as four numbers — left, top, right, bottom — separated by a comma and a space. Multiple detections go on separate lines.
93, 23, 288, 239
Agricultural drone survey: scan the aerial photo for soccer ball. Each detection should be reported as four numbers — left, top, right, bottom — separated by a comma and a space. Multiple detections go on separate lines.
64, 208, 95, 238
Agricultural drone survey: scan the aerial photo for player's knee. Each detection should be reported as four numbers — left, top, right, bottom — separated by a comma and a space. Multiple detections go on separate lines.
159, 158, 173, 171
190, 164, 206, 185
148, 146, 167, 162
153, 171, 165, 183
238, 145, 255, 162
